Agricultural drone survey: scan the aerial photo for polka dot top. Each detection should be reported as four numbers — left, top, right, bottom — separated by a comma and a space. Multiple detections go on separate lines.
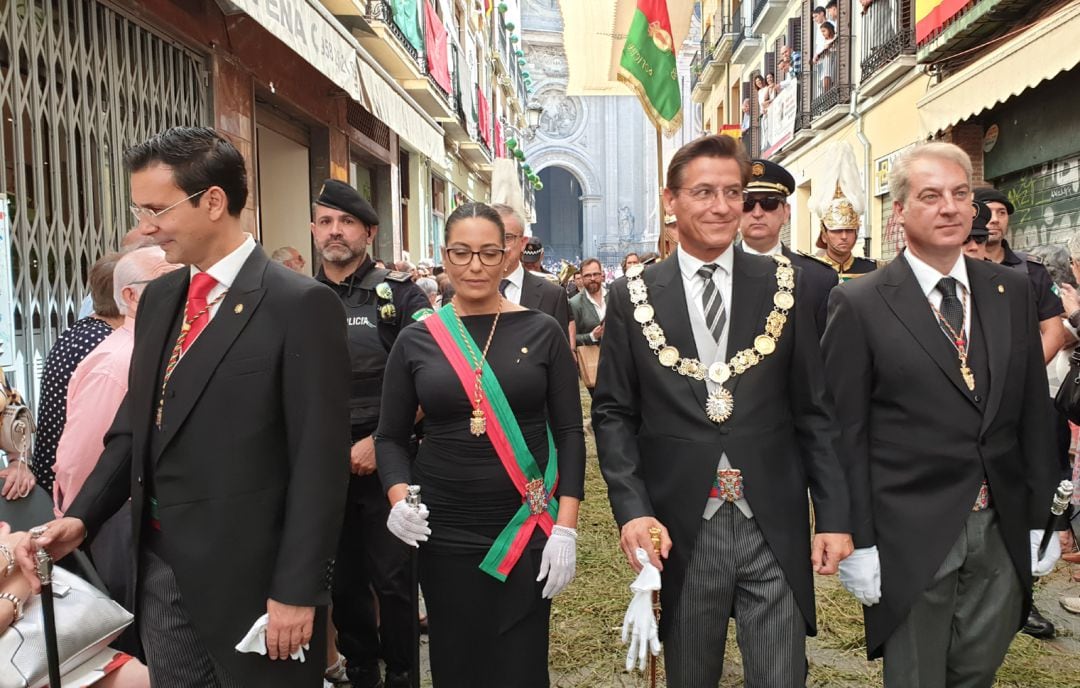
33, 316, 114, 490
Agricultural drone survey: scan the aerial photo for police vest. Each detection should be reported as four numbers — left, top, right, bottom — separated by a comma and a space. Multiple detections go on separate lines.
341, 267, 395, 437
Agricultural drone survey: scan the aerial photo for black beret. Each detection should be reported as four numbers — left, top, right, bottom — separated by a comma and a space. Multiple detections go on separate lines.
973, 187, 1014, 215
315, 179, 379, 226
969, 200, 990, 237
745, 159, 795, 197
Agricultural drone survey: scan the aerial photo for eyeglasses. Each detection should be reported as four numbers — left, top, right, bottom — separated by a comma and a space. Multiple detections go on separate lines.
504, 233, 522, 243
444, 247, 507, 266
129, 189, 207, 224
964, 234, 988, 245
581, 272, 603, 279
675, 186, 744, 205
743, 196, 784, 213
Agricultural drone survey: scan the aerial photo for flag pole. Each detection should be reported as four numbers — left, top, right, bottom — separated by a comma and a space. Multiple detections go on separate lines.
656, 125, 668, 258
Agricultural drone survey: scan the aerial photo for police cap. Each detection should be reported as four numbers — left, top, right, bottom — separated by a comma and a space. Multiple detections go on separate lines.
523, 238, 543, 264
745, 159, 795, 197
315, 179, 380, 226
973, 187, 1014, 215
969, 200, 991, 238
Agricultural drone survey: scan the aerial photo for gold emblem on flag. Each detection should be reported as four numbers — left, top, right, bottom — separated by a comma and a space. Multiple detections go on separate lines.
647, 21, 673, 52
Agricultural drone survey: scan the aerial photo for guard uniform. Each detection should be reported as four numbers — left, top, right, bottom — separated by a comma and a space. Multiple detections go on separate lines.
999, 240, 1063, 322
814, 253, 883, 283
313, 180, 431, 688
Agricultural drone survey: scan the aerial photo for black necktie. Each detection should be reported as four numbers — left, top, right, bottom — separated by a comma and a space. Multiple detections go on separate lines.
936, 277, 964, 341
698, 264, 726, 343
499, 279, 510, 297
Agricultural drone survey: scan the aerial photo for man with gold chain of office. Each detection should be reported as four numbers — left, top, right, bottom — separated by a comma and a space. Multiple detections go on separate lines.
593, 134, 853, 687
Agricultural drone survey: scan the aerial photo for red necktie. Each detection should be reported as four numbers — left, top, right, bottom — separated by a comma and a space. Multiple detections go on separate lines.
182, 272, 218, 353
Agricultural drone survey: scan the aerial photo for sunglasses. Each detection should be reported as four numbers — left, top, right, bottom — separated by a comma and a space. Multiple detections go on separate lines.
964, 234, 988, 245
743, 196, 784, 213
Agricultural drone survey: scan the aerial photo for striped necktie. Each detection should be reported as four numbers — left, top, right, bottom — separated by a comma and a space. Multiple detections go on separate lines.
698, 263, 726, 343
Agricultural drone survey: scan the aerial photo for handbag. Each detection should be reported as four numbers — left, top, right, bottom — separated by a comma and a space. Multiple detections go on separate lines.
0, 368, 33, 455
1055, 348, 1080, 424
0, 566, 134, 688
576, 345, 601, 389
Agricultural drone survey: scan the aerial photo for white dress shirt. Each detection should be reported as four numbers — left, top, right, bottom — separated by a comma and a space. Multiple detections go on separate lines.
503, 263, 525, 305
675, 247, 753, 520
741, 241, 782, 257
180, 234, 257, 359
585, 287, 607, 322
905, 249, 971, 343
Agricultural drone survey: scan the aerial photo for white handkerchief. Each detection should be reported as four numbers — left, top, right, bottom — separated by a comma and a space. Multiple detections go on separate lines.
234, 613, 308, 662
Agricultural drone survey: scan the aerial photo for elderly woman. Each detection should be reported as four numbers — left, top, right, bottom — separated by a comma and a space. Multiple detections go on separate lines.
376, 202, 585, 686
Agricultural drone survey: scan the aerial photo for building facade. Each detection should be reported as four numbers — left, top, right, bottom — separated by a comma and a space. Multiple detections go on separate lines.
0, 0, 534, 403
691, 0, 1080, 261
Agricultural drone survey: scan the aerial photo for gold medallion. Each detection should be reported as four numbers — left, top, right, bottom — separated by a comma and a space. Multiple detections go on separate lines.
706, 387, 735, 423
961, 366, 975, 391
774, 291, 795, 310
234, 304, 244, 314
625, 264, 645, 279
708, 362, 731, 384
754, 335, 777, 356
470, 408, 486, 436
634, 304, 655, 323
658, 346, 680, 367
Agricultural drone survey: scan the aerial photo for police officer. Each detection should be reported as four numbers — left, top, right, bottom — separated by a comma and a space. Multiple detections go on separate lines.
962, 200, 991, 261
312, 180, 430, 688
740, 159, 838, 337
976, 186, 1066, 367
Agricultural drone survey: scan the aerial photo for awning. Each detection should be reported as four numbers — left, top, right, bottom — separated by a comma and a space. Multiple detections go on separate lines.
355, 57, 446, 165
917, 2, 1080, 136
219, 0, 445, 165
558, 0, 695, 96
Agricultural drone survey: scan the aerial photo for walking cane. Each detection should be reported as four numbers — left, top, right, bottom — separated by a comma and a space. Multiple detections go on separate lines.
1038, 480, 1074, 559
647, 527, 662, 688
407, 484, 422, 688
33, 542, 62, 687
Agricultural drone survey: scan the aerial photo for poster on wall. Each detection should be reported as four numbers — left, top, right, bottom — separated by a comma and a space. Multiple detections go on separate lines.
761, 84, 797, 158
0, 198, 17, 368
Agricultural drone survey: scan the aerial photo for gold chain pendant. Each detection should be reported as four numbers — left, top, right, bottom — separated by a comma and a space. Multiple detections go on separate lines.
706, 388, 735, 424
961, 365, 975, 391
470, 408, 487, 436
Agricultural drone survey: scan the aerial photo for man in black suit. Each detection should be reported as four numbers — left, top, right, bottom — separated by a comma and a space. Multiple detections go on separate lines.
491, 203, 571, 342
740, 159, 839, 337
594, 134, 852, 686
17, 127, 351, 687
823, 142, 1061, 687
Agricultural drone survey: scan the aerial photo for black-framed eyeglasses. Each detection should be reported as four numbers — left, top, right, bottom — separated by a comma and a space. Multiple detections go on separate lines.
743, 196, 784, 213
444, 247, 507, 266
504, 233, 522, 243
964, 234, 988, 245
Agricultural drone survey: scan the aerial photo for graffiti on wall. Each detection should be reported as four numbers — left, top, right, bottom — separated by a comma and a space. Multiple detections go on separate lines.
998, 155, 1080, 250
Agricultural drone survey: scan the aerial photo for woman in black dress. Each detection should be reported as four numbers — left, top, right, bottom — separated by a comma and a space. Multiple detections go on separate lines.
376, 203, 585, 687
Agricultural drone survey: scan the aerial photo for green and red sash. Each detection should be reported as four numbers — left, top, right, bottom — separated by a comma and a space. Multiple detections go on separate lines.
425, 305, 559, 581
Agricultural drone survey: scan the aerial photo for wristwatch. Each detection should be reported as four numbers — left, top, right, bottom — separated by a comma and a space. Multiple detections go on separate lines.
0, 591, 23, 622
1068, 309, 1080, 330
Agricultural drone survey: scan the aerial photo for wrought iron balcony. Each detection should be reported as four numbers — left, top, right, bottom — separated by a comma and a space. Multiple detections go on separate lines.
366, 0, 423, 69
860, 0, 916, 82
690, 48, 704, 93
731, 10, 762, 64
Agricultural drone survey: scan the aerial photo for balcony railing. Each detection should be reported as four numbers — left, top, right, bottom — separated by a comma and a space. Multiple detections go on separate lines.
806, 1, 853, 123
690, 49, 704, 92
752, 0, 770, 24
367, 0, 424, 68
860, 0, 915, 81
733, 10, 749, 53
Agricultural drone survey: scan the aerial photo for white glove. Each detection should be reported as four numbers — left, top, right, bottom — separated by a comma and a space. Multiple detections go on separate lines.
1031, 529, 1061, 577
838, 546, 881, 606
386, 499, 430, 547
537, 525, 577, 598
621, 548, 662, 672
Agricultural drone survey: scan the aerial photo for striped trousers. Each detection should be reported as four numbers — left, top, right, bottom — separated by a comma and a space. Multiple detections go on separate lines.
665, 502, 806, 688
139, 548, 243, 688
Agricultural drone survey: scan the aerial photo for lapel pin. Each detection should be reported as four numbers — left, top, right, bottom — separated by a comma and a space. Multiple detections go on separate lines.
997, 285, 1005, 294
234, 304, 244, 314
521, 347, 528, 354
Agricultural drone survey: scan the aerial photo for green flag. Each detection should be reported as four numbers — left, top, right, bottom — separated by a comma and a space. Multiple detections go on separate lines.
391, 0, 423, 52
617, 0, 682, 135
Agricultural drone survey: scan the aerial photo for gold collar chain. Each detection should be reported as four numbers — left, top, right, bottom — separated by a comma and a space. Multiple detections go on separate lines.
624, 254, 795, 423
